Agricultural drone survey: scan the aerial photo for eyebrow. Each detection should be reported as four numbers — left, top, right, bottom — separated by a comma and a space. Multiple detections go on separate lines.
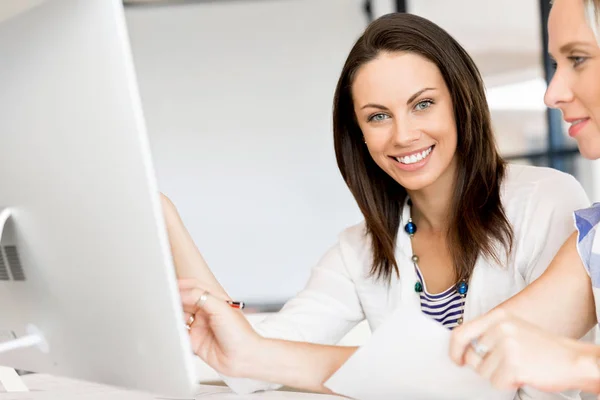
407, 87, 436, 104
558, 41, 593, 54
360, 87, 436, 110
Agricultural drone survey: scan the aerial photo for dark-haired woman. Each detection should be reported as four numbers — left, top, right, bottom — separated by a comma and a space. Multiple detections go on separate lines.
167, 12, 590, 399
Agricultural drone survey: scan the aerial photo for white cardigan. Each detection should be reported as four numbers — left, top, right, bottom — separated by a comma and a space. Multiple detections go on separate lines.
223, 164, 591, 399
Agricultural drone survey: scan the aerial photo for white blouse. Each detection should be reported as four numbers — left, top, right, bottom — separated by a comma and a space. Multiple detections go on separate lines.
222, 164, 592, 400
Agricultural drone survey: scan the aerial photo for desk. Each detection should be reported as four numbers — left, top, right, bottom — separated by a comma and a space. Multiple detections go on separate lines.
0, 373, 341, 399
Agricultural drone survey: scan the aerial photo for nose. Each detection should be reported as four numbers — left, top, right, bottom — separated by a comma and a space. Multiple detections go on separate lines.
544, 69, 574, 109
392, 119, 421, 147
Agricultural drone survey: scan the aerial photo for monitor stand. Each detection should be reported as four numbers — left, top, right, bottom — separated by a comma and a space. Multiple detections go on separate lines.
0, 209, 27, 392
0, 208, 47, 393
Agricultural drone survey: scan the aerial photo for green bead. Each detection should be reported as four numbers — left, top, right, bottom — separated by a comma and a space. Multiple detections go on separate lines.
412, 255, 419, 263
414, 281, 423, 293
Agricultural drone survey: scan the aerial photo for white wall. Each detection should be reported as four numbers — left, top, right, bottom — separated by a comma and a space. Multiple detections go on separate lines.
123, 0, 600, 305
124, 0, 366, 303
0, 0, 44, 23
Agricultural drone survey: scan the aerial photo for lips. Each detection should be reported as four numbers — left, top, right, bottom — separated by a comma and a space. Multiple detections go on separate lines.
388, 145, 435, 172
570, 118, 588, 125
566, 117, 590, 137
392, 146, 434, 165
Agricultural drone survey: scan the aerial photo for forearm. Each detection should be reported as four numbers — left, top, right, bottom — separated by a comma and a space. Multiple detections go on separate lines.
497, 233, 596, 338
237, 338, 357, 394
161, 194, 230, 300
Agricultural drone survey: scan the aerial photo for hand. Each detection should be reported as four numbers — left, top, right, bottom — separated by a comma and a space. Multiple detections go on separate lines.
179, 278, 262, 377
449, 309, 598, 393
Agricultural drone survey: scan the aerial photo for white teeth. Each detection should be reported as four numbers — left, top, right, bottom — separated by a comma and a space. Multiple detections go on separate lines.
573, 119, 587, 125
396, 146, 433, 165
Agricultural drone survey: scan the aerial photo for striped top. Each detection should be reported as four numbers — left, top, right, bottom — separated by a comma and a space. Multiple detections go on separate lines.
574, 203, 600, 288
415, 265, 466, 330
574, 203, 600, 330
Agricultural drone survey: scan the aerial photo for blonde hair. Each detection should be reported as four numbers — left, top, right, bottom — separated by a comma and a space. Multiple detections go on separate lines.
585, 0, 600, 42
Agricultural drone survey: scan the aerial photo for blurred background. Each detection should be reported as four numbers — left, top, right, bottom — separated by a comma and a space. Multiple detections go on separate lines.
2, 0, 599, 308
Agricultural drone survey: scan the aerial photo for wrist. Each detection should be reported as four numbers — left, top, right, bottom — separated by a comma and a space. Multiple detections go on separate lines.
570, 341, 600, 393
226, 334, 270, 378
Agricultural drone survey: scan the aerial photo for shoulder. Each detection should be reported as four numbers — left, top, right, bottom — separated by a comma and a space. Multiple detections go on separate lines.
501, 164, 589, 212
503, 163, 582, 192
338, 220, 370, 253
574, 203, 600, 240
574, 203, 600, 283
501, 165, 589, 266
495, 165, 590, 283
333, 221, 374, 277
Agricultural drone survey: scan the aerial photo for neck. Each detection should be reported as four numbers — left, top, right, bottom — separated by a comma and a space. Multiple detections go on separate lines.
406, 159, 457, 233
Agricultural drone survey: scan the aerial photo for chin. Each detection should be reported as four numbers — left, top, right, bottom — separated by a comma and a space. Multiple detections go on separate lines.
579, 142, 600, 160
393, 174, 438, 192
577, 130, 600, 160
575, 125, 600, 160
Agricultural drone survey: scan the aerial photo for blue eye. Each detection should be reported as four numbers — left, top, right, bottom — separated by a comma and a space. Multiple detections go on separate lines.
569, 56, 588, 67
415, 99, 433, 111
368, 113, 389, 122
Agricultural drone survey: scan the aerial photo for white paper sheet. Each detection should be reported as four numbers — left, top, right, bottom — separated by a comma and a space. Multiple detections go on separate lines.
324, 307, 516, 400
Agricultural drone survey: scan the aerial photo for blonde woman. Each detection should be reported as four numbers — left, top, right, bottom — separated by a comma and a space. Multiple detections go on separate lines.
450, 0, 600, 395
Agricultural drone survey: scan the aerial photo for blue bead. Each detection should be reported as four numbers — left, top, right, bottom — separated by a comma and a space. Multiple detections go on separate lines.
457, 281, 468, 295
404, 221, 417, 235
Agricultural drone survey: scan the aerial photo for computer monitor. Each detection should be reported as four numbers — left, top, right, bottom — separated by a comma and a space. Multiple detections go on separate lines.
0, 0, 197, 397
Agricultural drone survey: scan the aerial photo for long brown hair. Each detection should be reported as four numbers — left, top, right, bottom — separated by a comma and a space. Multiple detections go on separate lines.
333, 13, 513, 282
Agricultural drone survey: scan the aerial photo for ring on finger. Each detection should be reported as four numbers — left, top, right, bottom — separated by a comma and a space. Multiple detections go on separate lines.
196, 290, 210, 309
470, 338, 490, 358
185, 314, 195, 329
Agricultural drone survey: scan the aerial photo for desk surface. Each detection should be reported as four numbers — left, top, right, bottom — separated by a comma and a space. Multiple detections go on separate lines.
0, 373, 341, 399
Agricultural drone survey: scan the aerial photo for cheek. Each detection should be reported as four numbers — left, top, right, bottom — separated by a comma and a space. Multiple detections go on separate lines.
362, 128, 394, 171
366, 142, 391, 169
428, 115, 457, 151
362, 125, 392, 153
576, 66, 600, 118
591, 83, 600, 124
437, 132, 457, 165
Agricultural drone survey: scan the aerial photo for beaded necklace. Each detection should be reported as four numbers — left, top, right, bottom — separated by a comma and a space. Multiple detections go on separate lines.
404, 200, 469, 327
